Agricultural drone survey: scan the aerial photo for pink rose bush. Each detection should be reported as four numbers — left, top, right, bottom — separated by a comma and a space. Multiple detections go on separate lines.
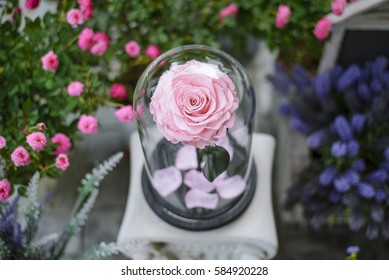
78, 0, 93, 20
145, 44, 161, 60
150, 60, 239, 149
125, 40, 141, 57
77, 115, 99, 134
114, 106, 134, 123
0, 180, 11, 201
110, 83, 127, 99
313, 16, 332, 41
66, 9, 84, 28
78, 28, 110, 56
275, 5, 291, 29
41, 51, 59, 72
11, 147, 30, 167
55, 154, 69, 171
219, 3, 239, 22
26, 132, 46, 151
0, 136, 6, 149
51, 133, 72, 155
331, 0, 346, 16
25, 0, 40, 10
67, 81, 84, 96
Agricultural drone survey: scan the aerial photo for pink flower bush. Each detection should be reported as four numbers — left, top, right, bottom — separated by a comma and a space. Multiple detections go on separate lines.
55, 154, 69, 171
114, 106, 134, 123
331, 0, 346, 16
37, 122, 46, 131
0, 135, 6, 149
78, 0, 93, 20
51, 133, 72, 155
26, 132, 46, 151
25, 0, 40, 10
313, 16, 332, 41
150, 60, 239, 149
145, 44, 161, 60
275, 5, 291, 29
41, 51, 59, 72
0, 180, 11, 201
11, 146, 30, 167
125, 40, 141, 57
77, 115, 98, 134
66, 9, 84, 28
90, 32, 110, 56
110, 83, 127, 99
78, 28, 95, 51
219, 3, 239, 22
67, 81, 84, 96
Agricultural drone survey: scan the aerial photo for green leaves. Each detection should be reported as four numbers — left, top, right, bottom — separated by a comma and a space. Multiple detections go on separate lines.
200, 146, 230, 182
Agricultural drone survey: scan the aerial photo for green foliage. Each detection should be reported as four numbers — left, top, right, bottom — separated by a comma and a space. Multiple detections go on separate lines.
200, 146, 230, 182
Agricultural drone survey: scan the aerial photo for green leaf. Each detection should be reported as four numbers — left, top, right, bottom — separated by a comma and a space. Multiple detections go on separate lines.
22, 98, 32, 112
17, 186, 27, 197
201, 145, 230, 182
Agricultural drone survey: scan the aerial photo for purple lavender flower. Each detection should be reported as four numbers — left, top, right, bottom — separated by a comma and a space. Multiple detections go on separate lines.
346, 246, 360, 254
336, 65, 361, 91
334, 115, 353, 141
292, 65, 313, 95
381, 161, 389, 172
290, 117, 311, 134
351, 159, 365, 172
344, 170, 361, 184
319, 166, 338, 186
329, 191, 342, 203
306, 129, 327, 149
314, 72, 331, 99
366, 223, 379, 240
371, 204, 384, 222
278, 103, 293, 116
366, 169, 388, 183
351, 114, 366, 134
331, 65, 343, 84
331, 141, 347, 158
348, 211, 365, 231
334, 176, 351, 193
357, 182, 375, 198
357, 82, 372, 102
375, 189, 388, 202
370, 78, 383, 93
268, 64, 291, 96
347, 140, 360, 157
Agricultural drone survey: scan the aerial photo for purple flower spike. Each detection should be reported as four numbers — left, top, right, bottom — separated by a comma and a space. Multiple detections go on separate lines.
357, 182, 375, 199
314, 72, 331, 99
336, 64, 361, 91
331, 141, 347, 158
334, 115, 353, 141
351, 114, 366, 134
290, 118, 311, 134
319, 166, 338, 186
357, 82, 372, 102
375, 189, 388, 202
347, 140, 360, 157
352, 159, 366, 172
366, 169, 388, 183
307, 129, 327, 149
334, 176, 351, 193
346, 246, 360, 254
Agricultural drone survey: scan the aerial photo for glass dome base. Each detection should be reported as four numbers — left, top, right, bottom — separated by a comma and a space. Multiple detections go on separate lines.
141, 160, 257, 231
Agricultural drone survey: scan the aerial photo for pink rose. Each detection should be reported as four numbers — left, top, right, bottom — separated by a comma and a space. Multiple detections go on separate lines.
90, 32, 110, 56
275, 5, 291, 29
41, 51, 59, 72
314, 16, 332, 41
219, 3, 238, 22
67, 81, 84, 96
125, 40, 141, 57
77, 114, 98, 134
145, 44, 161, 60
0, 180, 11, 201
51, 133, 72, 155
150, 60, 239, 149
26, 132, 46, 151
110, 83, 127, 99
114, 106, 135, 123
11, 146, 30, 167
25, 0, 40, 10
331, 0, 346, 16
55, 154, 70, 171
78, 0, 93, 20
37, 122, 46, 131
66, 9, 84, 28
78, 28, 94, 51
0, 135, 6, 149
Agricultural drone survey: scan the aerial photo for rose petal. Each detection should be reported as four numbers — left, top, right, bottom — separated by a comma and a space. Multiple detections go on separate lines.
184, 189, 219, 209
175, 145, 198, 170
184, 170, 215, 192
215, 175, 246, 199
152, 166, 182, 197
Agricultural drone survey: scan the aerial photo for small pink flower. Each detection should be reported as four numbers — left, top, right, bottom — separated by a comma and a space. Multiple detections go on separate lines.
51, 133, 72, 155
55, 154, 70, 171
78, 0, 93, 20
219, 3, 239, 21
114, 106, 135, 123
145, 44, 161, 60
26, 132, 46, 151
77, 115, 98, 134
78, 28, 95, 51
67, 81, 84, 96
38, 122, 46, 131
314, 16, 333, 41
11, 146, 30, 167
331, 0, 347, 16
275, 5, 291, 29
110, 83, 127, 99
0, 135, 6, 149
14, 6, 21, 14
66, 9, 84, 28
41, 51, 59, 72
125, 40, 141, 57
0, 180, 11, 201
90, 32, 110, 56
25, 0, 40, 10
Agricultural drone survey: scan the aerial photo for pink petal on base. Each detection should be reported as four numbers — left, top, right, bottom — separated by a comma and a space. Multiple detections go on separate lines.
184, 170, 215, 192
185, 189, 219, 209
152, 166, 182, 197
215, 175, 246, 199
175, 145, 198, 170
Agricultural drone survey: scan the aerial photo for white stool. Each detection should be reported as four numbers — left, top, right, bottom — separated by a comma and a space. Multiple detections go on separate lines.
117, 132, 278, 259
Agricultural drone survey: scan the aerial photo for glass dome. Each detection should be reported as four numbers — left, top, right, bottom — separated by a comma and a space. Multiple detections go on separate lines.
133, 45, 256, 230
